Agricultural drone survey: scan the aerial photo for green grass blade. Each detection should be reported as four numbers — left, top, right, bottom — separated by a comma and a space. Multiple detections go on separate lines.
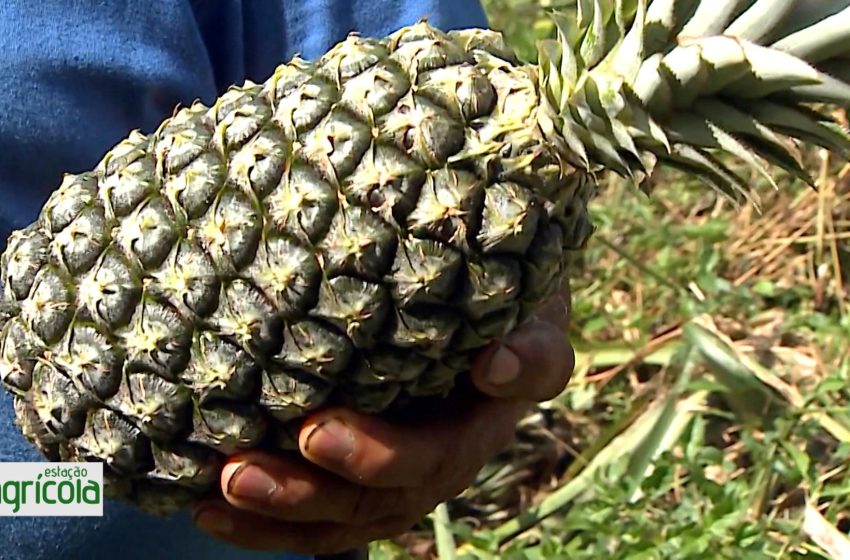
492, 376, 705, 545
625, 343, 699, 498
433, 503, 458, 560
683, 321, 779, 426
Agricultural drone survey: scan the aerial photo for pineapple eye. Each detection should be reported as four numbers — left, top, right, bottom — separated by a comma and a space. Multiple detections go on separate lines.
403, 128, 416, 150
374, 74, 393, 90
437, 221, 454, 239
367, 188, 386, 208
322, 133, 336, 153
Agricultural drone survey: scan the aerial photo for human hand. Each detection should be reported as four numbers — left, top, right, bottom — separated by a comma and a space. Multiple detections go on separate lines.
192, 290, 574, 555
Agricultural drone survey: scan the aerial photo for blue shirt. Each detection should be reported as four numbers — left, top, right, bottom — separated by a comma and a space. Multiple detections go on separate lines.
0, 2, 488, 559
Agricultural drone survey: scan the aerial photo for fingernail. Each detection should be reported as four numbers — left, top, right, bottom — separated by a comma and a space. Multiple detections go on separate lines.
224, 463, 280, 503
486, 345, 521, 385
304, 418, 355, 462
194, 506, 234, 535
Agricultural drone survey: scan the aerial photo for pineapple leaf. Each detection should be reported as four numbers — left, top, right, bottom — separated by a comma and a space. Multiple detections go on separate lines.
678, 0, 739, 39
744, 101, 850, 159
724, 0, 796, 43
551, 12, 581, 91
538, 39, 565, 108
614, 0, 640, 35
665, 113, 778, 190
632, 53, 672, 116
541, 0, 850, 201
584, 126, 632, 176
664, 144, 758, 208
682, 36, 748, 96
772, 6, 850, 63
622, 93, 671, 154
722, 42, 823, 99
786, 73, 850, 106
705, 122, 779, 191
560, 112, 592, 167
661, 43, 709, 108
692, 99, 811, 186
644, 0, 699, 53
579, 0, 608, 68
604, 0, 647, 82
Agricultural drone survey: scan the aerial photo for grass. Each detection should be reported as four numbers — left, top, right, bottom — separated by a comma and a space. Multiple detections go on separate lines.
372, 2, 850, 558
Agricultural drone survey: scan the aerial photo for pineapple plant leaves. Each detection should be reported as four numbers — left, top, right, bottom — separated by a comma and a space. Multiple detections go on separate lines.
0, 0, 849, 514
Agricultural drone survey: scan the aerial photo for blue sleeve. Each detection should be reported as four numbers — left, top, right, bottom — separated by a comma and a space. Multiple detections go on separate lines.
192, 0, 490, 91
0, 1, 487, 559
0, 1, 219, 244
0, 0, 488, 244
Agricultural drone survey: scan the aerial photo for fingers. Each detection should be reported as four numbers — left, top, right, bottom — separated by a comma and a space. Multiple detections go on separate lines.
214, 451, 436, 525
470, 318, 575, 401
194, 401, 524, 552
284, 289, 574, 488
202, 393, 525, 529
195, 285, 577, 555
296, 403, 519, 488
469, 286, 575, 401
193, 500, 414, 555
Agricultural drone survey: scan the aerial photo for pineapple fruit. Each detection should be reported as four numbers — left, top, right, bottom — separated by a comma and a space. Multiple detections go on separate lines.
1, 0, 849, 514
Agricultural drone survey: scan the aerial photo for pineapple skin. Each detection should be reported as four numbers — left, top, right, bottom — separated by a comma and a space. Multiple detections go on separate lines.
0, 23, 592, 512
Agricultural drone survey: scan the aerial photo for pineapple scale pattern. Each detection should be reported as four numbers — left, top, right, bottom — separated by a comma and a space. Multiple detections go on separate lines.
0, 23, 591, 511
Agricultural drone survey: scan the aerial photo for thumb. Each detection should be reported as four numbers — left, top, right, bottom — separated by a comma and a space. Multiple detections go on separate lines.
470, 317, 575, 402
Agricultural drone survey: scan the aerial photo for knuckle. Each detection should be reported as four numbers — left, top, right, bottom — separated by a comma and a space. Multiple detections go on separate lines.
345, 450, 395, 488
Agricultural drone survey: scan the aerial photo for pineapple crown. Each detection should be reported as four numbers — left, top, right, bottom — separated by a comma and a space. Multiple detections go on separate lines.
538, 0, 850, 203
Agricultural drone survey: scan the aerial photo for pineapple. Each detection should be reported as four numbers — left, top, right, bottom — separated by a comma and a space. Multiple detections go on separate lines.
1, 0, 849, 514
